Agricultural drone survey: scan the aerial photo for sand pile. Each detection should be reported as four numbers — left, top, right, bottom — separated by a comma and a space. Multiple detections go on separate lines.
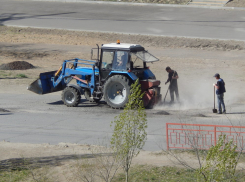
0, 61, 35, 70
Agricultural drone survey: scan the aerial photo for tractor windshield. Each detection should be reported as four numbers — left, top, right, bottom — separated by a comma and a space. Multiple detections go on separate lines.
131, 51, 159, 63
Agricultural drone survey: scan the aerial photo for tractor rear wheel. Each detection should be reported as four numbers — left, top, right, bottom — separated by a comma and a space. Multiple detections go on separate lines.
84, 89, 101, 103
62, 87, 81, 107
104, 75, 131, 109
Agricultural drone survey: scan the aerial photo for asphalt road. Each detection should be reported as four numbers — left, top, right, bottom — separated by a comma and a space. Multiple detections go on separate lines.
0, 92, 169, 151
1, 0, 245, 41
0, 90, 243, 151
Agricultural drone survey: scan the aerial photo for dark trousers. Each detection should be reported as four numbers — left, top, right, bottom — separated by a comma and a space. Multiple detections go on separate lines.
169, 85, 179, 102
217, 94, 225, 113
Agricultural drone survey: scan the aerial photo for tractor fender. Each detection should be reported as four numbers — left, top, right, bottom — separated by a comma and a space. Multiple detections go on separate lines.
143, 69, 156, 79
127, 72, 138, 81
66, 84, 84, 95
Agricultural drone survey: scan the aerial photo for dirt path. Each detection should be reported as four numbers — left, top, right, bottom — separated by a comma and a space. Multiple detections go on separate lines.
1, 26, 244, 51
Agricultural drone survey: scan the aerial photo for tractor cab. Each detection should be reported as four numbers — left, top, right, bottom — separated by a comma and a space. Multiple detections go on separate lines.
99, 41, 159, 82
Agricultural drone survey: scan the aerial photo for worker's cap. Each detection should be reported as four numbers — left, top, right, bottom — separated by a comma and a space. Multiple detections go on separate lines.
213, 73, 220, 77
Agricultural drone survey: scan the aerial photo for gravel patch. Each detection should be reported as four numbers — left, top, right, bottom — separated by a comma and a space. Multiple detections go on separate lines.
0, 108, 10, 112
193, 113, 207, 117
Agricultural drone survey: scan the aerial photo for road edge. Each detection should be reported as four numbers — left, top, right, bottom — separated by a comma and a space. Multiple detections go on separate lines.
18, 0, 245, 10
4, 25, 245, 43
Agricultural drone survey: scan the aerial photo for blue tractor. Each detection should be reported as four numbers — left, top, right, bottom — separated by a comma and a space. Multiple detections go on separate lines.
28, 41, 162, 109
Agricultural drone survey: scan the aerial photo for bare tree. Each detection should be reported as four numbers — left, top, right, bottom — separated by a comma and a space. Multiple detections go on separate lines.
73, 144, 122, 182
110, 79, 147, 182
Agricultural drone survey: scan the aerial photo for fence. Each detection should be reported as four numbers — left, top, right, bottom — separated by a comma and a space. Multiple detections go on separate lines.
166, 123, 245, 151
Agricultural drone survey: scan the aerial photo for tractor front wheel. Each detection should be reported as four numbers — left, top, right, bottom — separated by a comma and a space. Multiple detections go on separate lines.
62, 87, 81, 107
104, 75, 131, 109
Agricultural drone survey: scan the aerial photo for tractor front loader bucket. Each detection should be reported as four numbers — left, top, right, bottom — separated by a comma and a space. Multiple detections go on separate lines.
27, 71, 64, 94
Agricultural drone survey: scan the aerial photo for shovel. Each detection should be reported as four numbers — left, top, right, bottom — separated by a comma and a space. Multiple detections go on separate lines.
213, 86, 217, 113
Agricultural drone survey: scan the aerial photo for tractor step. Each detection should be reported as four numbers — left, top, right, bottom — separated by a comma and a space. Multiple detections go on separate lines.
93, 97, 100, 99
98, 86, 103, 89
95, 91, 102, 95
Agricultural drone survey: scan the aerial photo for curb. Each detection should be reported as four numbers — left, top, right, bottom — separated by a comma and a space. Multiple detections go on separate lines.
5, 25, 245, 42
21, 0, 245, 10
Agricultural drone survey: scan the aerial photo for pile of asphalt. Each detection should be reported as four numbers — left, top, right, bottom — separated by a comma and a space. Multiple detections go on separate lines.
0, 108, 10, 112
0, 61, 35, 70
194, 113, 207, 117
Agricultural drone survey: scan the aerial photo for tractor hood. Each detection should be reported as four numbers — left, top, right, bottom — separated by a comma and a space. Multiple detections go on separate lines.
75, 67, 99, 75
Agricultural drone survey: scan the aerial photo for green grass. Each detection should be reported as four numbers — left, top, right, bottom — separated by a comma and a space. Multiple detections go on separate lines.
0, 170, 30, 182
15, 74, 28, 78
113, 164, 245, 182
0, 71, 28, 79
113, 165, 197, 182
0, 71, 11, 77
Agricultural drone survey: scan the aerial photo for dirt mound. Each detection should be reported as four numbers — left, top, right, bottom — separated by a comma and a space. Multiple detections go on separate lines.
0, 61, 35, 70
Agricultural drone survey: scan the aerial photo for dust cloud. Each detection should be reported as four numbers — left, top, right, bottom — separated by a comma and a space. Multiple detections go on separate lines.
156, 75, 240, 111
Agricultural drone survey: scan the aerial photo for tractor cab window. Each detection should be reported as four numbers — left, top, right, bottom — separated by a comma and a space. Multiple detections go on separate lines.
112, 51, 129, 71
101, 51, 114, 70
130, 51, 159, 69
130, 53, 144, 69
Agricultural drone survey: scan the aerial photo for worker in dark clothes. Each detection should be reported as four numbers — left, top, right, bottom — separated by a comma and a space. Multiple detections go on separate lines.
165, 67, 179, 103
213, 73, 226, 114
